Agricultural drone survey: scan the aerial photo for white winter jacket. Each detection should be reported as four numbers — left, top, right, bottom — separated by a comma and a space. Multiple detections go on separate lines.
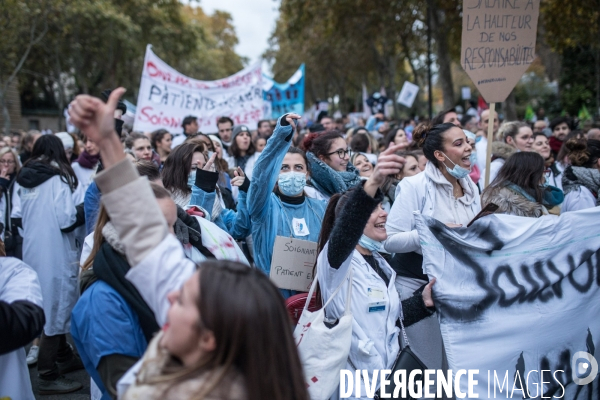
384, 161, 481, 254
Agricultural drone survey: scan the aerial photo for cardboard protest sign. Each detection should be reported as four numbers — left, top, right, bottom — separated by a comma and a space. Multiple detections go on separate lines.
461, 0, 540, 103
397, 81, 420, 108
134, 45, 263, 133
270, 236, 318, 292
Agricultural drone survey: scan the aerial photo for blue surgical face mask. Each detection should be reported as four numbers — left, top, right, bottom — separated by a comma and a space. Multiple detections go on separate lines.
358, 234, 383, 252
440, 152, 471, 179
475, 136, 483, 144
187, 170, 196, 188
469, 152, 477, 166
278, 171, 306, 196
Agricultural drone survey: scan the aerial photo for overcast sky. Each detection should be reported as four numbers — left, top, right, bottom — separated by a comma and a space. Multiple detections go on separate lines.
198, 0, 279, 67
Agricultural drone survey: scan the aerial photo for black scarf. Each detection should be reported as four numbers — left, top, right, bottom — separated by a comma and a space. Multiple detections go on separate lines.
93, 242, 160, 342
16, 162, 60, 188
275, 187, 305, 205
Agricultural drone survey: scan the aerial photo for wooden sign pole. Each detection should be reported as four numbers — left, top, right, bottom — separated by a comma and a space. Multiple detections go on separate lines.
484, 102, 496, 188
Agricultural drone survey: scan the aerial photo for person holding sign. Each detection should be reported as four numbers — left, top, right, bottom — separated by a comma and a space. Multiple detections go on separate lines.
243, 113, 327, 297
315, 144, 435, 398
192, 113, 327, 295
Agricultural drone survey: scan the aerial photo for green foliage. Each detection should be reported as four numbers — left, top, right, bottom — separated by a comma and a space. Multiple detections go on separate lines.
541, 0, 600, 53
267, 0, 431, 115
541, 0, 600, 116
559, 46, 597, 116
9, 0, 245, 113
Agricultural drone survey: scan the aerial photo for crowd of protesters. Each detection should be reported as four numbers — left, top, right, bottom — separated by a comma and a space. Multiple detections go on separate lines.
0, 85, 599, 400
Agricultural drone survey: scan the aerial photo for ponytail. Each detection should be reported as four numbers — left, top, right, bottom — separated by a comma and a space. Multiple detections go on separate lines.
411, 122, 457, 167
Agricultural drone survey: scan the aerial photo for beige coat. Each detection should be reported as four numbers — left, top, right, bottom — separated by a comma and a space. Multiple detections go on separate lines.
95, 160, 246, 400
122, 332, 246, 400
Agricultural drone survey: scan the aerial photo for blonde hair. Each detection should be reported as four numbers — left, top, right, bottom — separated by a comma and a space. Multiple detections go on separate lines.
0, 147, 21, 175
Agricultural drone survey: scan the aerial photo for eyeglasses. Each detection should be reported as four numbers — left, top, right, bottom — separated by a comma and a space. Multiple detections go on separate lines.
0, 160, 15, 165
326, 148, 350, 159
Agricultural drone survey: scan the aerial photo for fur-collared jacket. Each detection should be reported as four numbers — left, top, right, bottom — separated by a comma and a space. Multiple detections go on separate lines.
481, 185, 546, 218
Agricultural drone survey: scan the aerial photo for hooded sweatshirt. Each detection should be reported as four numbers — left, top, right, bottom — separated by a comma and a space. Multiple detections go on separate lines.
16, 162, 60, 189
385, 161, 481, 254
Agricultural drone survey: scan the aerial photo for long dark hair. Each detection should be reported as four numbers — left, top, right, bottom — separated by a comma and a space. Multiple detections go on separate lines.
229, 131, 256, 158
484, 152, 545, 203
162, 142, 206, 195
155, 261, 309, 400
26, 135, 78, 191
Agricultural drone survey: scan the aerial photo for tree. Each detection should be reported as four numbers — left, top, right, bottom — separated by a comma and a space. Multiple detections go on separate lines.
428, 0, 462, 110
0, 0, 49, 132
267, 0, 430, 115
541, 0, 600, 116
16, 0, 246, 129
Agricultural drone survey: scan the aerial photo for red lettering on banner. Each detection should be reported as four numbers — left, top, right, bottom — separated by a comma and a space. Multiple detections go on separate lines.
146, 61, 161, 78
147, 58, 259, 90
232, 108, 262, 125
146, 61, 191, 87
139, 106, 182, 128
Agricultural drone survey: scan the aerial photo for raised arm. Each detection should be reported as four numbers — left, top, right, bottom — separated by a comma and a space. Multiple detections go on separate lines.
327, 185, 383, 269
247, 114, 298, 221
327, 145, 406, 269
68, 88, 167, 267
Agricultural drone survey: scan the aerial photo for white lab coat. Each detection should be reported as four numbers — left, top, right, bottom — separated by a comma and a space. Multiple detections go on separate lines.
0, 257, 43, 400
475, 136, 488, 172
317, 243, 400, 398
17, 176, 80, 335
71, 161, 96, 194
0, 180, 15, 241
481, 158, 504, 188
562, 186, 597, 212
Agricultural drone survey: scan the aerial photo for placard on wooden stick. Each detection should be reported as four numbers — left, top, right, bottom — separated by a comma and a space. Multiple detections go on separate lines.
461, 0, 540, 103
270, 236, 318, 292
461, 0, 540, 186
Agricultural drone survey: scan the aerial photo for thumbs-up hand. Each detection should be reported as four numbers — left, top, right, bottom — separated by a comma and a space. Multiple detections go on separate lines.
68, 87, 126, 145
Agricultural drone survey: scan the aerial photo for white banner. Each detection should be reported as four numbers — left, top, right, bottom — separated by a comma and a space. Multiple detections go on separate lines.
133, 45, 263, 133
415, 208, 600, 399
